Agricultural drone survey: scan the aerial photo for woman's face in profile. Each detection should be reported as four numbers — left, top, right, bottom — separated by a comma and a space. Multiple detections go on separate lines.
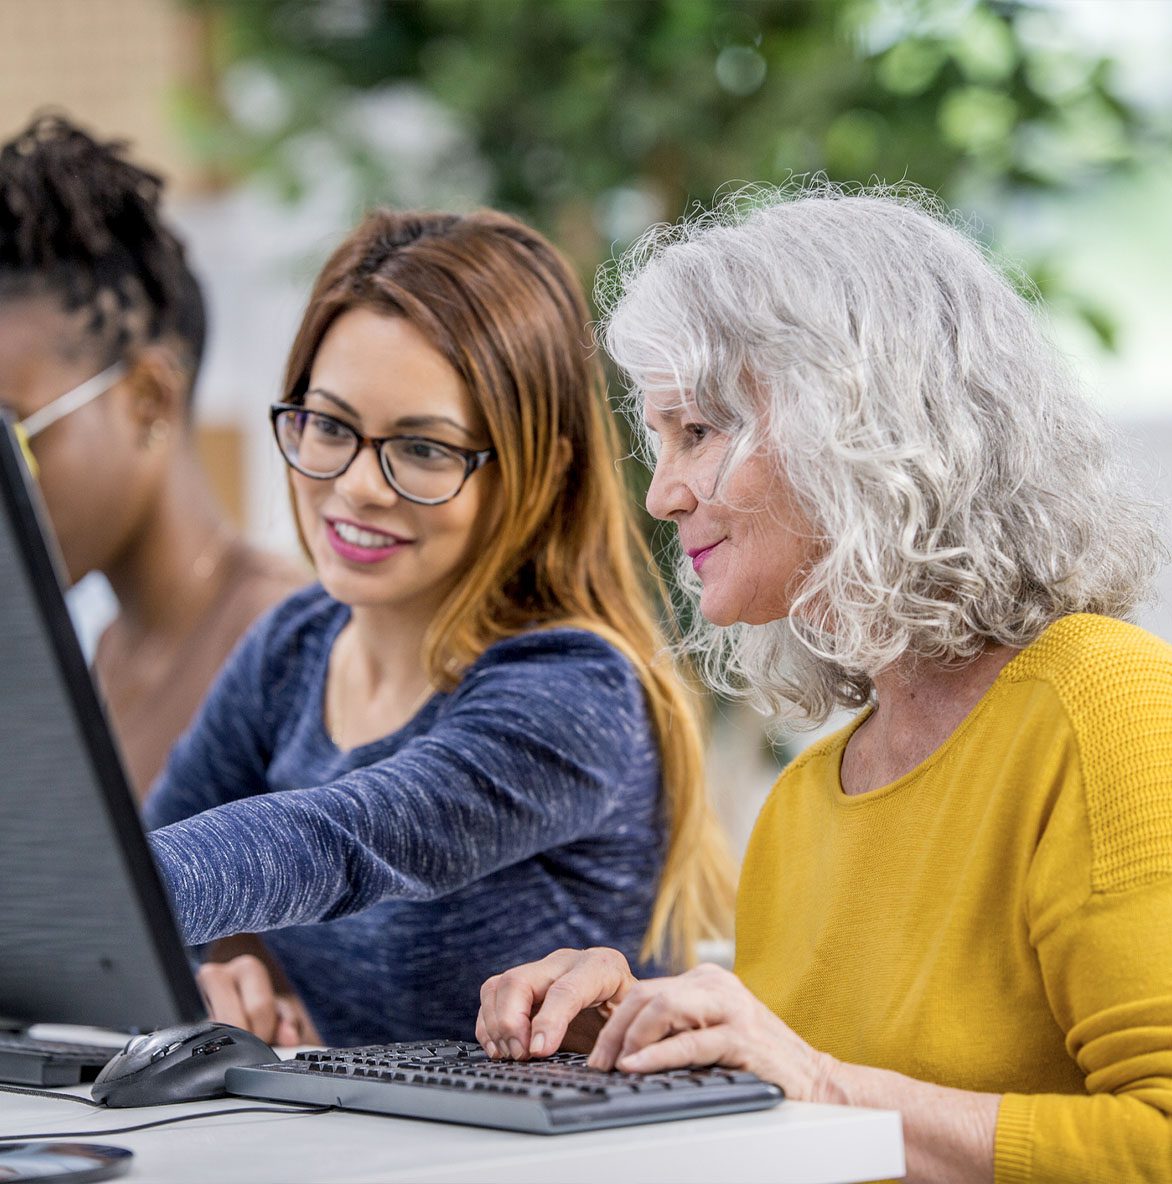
293, 308, 498, 622
643, 392, 818, 627
0, 297, 163, 584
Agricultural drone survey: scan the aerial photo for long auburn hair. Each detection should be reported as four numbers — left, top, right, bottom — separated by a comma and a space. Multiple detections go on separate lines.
282, 208, 733, 965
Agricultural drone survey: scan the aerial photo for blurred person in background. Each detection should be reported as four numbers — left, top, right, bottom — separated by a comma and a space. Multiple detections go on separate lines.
478, 187, 1172, 1184
0, 113, 305, 797
142, 207, 734, 1048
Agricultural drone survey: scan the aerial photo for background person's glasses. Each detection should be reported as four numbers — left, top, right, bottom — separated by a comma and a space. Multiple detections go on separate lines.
7, 362, 128, 480
17, 363, 128, 441
270, 403, 496, 506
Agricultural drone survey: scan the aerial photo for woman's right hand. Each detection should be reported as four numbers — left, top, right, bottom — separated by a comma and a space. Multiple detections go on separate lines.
476, 947, 637, 1060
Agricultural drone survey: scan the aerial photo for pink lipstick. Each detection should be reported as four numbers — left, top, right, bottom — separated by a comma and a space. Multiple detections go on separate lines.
686, 541, 723, 573
325, 518, 410, 565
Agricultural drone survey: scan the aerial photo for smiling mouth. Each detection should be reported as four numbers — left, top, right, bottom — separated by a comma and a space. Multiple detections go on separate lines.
686, 540, 724, 572
326, 518, 412, 553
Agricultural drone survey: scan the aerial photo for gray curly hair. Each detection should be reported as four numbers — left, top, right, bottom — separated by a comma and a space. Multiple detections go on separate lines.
599, 183, 1167, 725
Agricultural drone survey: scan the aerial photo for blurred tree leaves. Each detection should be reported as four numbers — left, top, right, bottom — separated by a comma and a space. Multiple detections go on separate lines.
175, 0, 1164, 596
181, 0, 1163, 351
176, 0, 1162, 756
183, 0, 1164, 348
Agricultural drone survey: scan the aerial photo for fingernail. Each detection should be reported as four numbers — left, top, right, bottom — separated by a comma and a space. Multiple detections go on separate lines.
508, 1039, 525, 1060
530, 1032, 546, 1055
486, 1041, 498, 1058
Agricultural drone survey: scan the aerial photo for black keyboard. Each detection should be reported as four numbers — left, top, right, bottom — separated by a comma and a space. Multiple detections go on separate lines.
0, 1033, 122, 1087
226, 1039, 783, 1134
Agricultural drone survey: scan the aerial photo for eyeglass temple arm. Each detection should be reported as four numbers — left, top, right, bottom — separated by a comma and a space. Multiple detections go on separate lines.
18, 363, 128, 440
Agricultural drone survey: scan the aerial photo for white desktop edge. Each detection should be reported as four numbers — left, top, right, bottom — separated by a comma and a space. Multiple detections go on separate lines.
0, 1078, 904, 1184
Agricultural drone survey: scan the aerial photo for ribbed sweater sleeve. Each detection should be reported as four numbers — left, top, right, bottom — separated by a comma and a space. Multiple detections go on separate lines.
144, 611, 650, 947
994, 622, 1172, 1184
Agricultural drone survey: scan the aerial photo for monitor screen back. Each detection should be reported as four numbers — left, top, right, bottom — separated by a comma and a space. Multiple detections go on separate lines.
0, 417, 203, 1031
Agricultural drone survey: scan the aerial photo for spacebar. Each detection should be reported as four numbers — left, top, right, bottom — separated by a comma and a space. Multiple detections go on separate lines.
225, 1065, 553, 1133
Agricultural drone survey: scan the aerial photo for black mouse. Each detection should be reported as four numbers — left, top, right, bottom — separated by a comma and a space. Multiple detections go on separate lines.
92, 1020, 278, 1107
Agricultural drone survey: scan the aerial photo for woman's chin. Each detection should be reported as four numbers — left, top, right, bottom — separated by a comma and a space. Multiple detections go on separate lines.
314, 561, 391, 607
698, 593, 739, 629
699, 592, 788, 629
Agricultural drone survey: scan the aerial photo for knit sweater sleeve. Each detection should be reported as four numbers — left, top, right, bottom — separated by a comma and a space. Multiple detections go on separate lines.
145, 629, 653, 946
994, 628, 1172, 1184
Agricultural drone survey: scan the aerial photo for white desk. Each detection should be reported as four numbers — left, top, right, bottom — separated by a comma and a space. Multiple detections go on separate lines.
1, 1085, 904, 1183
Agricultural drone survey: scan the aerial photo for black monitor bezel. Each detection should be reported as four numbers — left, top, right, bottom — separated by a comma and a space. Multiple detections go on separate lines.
0, 413, 204, 1030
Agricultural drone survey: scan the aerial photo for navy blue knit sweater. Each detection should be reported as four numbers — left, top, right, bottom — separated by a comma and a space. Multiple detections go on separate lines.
144, 585, 664, 1046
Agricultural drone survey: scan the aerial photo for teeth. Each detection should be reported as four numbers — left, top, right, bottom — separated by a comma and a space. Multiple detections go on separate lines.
334, 521, 399, 548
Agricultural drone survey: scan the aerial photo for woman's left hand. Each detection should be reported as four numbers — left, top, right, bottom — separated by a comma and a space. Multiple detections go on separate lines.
587, 963, 836, 1102
197, 954, 322, 1048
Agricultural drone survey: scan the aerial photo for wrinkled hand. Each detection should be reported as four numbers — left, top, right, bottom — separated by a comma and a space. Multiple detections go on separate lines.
197, 954, 322, 1048
588, 962, 835, 1102
477, 947, 637, 1060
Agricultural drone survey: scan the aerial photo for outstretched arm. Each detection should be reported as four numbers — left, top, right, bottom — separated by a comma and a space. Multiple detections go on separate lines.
148, 631, 654, 946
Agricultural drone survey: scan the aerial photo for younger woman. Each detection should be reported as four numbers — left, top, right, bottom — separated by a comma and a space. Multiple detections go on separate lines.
143, 208, 732, 1048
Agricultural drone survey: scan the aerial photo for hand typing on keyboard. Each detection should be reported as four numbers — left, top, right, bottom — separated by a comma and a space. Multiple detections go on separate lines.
478, 946, 636, 1061
477, 947, 832, 1103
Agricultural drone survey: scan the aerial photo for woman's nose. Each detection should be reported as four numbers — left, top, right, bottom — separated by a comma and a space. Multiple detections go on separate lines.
335, 443, 399, 505
645, 453, 694, 521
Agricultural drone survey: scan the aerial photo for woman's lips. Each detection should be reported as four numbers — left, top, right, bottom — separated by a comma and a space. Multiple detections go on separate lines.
687, 540, 723, 573
325, 518, 410, 565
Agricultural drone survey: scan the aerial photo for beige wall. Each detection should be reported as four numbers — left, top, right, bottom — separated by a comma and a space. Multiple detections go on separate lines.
0, 0, 201, 191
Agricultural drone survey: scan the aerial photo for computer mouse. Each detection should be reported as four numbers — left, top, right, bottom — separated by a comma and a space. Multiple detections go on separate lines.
92, 1020, 278, 1107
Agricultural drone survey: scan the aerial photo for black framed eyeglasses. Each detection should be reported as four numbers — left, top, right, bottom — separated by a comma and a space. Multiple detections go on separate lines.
270, 403, 496, 506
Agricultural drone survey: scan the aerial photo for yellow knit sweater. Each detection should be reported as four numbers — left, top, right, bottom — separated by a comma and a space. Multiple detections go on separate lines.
734, 614, 1172, 1184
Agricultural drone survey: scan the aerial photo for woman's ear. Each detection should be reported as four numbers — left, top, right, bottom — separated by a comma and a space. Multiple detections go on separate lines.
123, 344, 189, 448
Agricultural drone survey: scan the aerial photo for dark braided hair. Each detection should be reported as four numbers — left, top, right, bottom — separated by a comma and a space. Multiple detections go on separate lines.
0, 113, 206, 401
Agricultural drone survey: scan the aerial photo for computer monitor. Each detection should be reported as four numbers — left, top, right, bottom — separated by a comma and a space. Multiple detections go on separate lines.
0, 412, 204, 1033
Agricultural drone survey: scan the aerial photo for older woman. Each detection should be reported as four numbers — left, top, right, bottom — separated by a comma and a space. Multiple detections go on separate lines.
476, 188, 1172, 1184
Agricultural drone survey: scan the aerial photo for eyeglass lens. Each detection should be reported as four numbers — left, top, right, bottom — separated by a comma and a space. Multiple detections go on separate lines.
275, 408, 470, 503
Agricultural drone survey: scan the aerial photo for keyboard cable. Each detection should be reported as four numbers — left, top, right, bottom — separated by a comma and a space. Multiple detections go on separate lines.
0, 1082, 332, 1140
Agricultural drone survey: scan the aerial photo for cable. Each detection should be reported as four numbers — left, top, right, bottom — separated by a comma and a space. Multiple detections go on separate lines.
0, 1084, 103, 1107
0, 1102, 333, 1141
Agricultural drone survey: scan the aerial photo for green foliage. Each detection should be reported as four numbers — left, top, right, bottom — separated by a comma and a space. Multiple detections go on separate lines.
188, 0, 1160, 242
175, 0, 1164, 577
175, 0, 1161, 738
182, 0, 1162, 349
